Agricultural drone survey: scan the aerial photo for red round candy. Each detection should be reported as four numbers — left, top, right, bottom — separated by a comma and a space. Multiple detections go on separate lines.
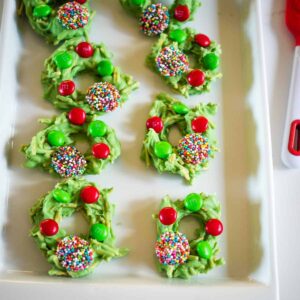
76, 0, 87, 4
75, 42, 94, 58
80, 186, 100, 204
187, 69, 205, 87
159, 207, 177, 225
68, 108, 86, 125
40, 219, 59, 236
92, 143, 110, 159
191, 116, 209, 133
174, 5, 190, 22
58, 80, 75, 96
195, 34, 211, 48
146, 116, 164, 133
205, 219, 223, 236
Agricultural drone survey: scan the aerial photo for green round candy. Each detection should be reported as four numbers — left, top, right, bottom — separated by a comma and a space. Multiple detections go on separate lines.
52, 189, 72, 203
90, 223, 108, 242
184, 193, 203, 212
97, 60, 114, 76
88, 120, 107, 138
154, 141, 172, 159
47, 130, 65, 147
172, 102, 189, 115
197, 241, 212, 259
169, 29, 187, 43
131, 0, 145, 4
202, 53, 219, 70
54, 51, 73, 70
33, 5, 51, 18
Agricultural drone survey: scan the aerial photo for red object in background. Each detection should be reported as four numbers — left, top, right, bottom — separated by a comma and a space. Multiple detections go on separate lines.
76, 0, 87, 4
286, 0, 300, 45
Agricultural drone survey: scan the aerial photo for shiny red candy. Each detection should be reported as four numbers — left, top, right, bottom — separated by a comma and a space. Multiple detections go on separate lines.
191, 116, 209, 133
92, 143, 110, 159
58, 80, 75, 96
76, 0, 87, 4
187, 69, 205, 87
75, 42, 94, 58
40, 219, 59, 236
195, 34, 211, 48
146, 116, 164, 133
80, 186, 100, 204
174, 5, 190, 22
205, 219, 223, 236
68, 108, 86, 125
159, 207, 177, 225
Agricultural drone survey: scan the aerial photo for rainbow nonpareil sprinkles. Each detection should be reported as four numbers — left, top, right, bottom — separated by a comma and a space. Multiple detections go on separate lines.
155, 231, 190, 266
139, 4, 169, 36
156, 46, 189, 77
85, 82, 121, 112
177, 133, 211, 165
57, 2, 89, 30
51, 145, 87, 177
56, 235, 94, 272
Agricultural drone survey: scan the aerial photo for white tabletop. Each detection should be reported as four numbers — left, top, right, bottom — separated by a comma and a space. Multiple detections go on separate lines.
261, 1, 300, 299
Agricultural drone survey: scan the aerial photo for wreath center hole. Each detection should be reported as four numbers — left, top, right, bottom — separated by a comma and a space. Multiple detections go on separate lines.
60, 211, 90, 236
74, 72, 98, 93
168, 126, 182, 146
178, 216, 203, 241
73, 133, 90, 154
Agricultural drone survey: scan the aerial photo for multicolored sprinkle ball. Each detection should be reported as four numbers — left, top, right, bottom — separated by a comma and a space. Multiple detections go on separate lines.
139, 4, 169, 36
51, 145, 87, 177
155, 231, 190, 265
177, 133, 211, 165
57, 2, 89, 30
56, 235, 94, 272
156, 46, 189, 77
85, 82, 121, 112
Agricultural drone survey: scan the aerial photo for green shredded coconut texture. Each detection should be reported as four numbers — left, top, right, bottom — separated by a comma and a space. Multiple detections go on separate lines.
21, 112, 121, 177
30, 178, 128, 278
22, 0, 95, 45
119, 0, 201, 27
146, 28, 222, 97
41, 37, 139, 113
141, 93, 218, 184
154, 194, 224, 279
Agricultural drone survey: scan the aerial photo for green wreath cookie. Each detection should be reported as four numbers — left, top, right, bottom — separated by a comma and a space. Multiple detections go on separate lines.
30, 177, 128, 277
141, 93, 218, 184
41, 37, 139, 113
22, 1, 95, 45
21, 110, 121, 177
146, 29, 221, 97
154, 193, 224, 279
120, 1, 201, 36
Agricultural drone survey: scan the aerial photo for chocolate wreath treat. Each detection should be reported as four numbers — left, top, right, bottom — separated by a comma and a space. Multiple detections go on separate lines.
22, 1, 95, 45
21, 111, 121, 177
119, 0, 201, 36
141, 93, 218, 184
30, 178, 128, 277
154, 193, 224, 279
42, 37, 139, 113
146, 29, 221, 97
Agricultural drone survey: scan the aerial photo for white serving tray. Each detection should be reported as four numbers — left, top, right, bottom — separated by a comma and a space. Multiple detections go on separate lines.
0, 0, 279, 299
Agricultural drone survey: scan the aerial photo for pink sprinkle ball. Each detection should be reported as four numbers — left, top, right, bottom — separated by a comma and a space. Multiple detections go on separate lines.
56, 235, 94, 272
57, 2, 89, 30
155, 231, 190, 265
177, 133, 211, 165
156, 46, 189, 77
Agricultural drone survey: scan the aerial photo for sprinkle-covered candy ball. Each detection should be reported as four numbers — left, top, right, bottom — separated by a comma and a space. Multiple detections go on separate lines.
57, 2, 89, 30
177, 133, 211, 165
139, 4, 170, 37
51, 145, 87, 177
56, 235, 94, 272
85, 82, 121, 112
155, 231, 190, 265
156, 46, 189, 77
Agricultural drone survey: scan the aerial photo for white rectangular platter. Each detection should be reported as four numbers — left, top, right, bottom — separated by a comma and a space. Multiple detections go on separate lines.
0, 0, 279, 299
